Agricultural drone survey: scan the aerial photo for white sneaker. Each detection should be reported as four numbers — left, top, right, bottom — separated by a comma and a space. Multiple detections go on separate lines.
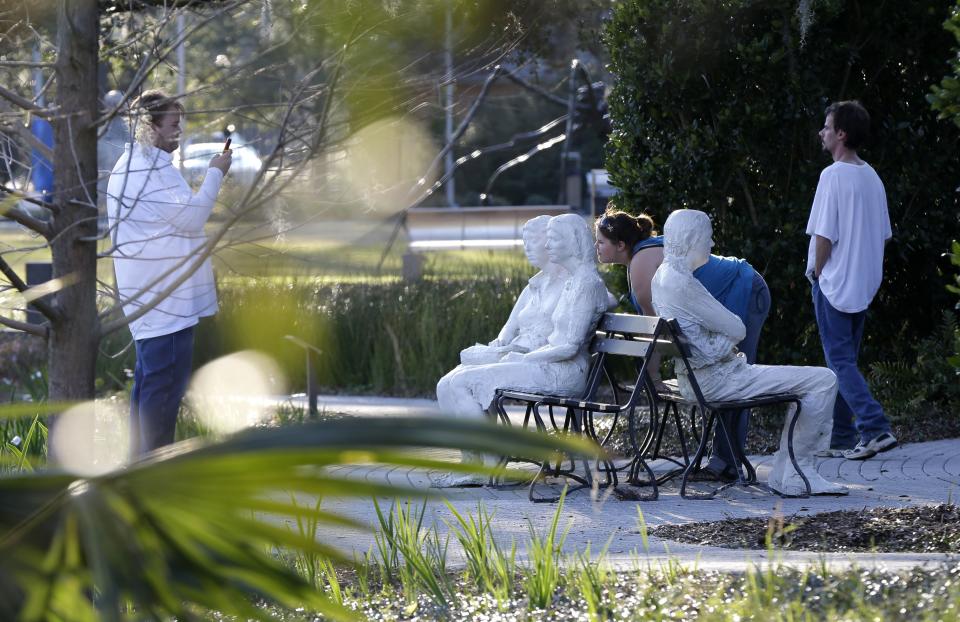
843, 432, 898, 461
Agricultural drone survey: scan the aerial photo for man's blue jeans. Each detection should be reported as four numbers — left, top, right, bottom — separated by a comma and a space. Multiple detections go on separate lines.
812, 281, 890, 448
130, 326, 195, 457
708, 272, 771, 473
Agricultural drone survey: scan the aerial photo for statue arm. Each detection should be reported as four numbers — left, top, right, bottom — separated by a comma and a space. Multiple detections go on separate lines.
490, 285, 532, 346
653, 269, 745, 343
682, 282, 746, 342
507, 279, 604, 363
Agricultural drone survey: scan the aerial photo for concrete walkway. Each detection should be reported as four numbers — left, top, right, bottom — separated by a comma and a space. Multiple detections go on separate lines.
292, 393, 960, 571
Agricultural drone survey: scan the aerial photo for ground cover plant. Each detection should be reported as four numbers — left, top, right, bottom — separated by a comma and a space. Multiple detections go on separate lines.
256, 495, 960, 621
264, 564, 960, 621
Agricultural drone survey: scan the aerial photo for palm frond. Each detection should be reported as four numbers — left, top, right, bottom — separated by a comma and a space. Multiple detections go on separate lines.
0, 415, 600, 620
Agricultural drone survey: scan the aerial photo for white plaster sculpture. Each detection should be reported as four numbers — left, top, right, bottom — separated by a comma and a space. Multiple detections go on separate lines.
434, 213, 611, 487
457, 215, 566, 366
651, 209, 846, 496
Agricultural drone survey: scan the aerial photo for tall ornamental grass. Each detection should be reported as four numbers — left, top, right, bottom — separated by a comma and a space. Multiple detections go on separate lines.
194, 254, 531, 396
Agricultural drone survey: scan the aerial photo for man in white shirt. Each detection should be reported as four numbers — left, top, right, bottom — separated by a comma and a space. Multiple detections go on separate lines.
107, 90, 232, 456
806, 100, 895, 461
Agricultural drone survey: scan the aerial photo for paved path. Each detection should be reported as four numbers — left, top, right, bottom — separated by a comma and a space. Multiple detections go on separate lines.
291, 393, 960, 571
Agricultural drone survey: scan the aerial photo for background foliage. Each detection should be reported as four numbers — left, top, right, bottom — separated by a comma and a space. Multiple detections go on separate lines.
603, 0, 960, 374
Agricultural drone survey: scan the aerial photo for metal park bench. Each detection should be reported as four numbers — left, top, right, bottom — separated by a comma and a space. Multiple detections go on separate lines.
490, 313, 666, 502
488, 312, 811, 502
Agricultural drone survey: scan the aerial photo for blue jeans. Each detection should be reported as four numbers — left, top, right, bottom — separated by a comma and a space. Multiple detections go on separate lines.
812, 281, 890, 448
708, 272, 771, 473
130, 326, 195, 457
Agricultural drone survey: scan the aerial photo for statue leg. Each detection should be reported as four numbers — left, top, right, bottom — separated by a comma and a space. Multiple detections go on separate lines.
432, 365, 499, 487
697, 363, 846, 496
752, 366, 846, 496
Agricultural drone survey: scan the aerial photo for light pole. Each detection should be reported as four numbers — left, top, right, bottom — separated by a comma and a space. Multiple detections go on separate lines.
443, 1, 458, 208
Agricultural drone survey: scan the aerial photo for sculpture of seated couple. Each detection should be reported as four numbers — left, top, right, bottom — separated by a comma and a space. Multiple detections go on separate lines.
433, 213, 612, 488
435, 209, 845, 496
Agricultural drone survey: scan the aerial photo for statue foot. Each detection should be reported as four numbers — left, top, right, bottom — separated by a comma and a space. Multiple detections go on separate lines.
768, 469, 847, 497
805, 471, 849, 496
430, 472, 487, 488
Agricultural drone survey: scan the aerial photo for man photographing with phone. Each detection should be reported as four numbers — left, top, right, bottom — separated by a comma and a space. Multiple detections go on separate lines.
107, 89, 232, 457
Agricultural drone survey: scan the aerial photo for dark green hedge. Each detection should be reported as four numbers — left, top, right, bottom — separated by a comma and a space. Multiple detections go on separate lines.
603, 0, 960, 367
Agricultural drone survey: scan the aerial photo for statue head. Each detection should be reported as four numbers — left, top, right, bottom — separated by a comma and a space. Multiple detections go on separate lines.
663, 209, 713, 272
546, 213, 595, 267
521, 215, 552, 269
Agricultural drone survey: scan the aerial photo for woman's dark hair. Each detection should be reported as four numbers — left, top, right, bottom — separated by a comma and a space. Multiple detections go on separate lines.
595, 205, 658, 250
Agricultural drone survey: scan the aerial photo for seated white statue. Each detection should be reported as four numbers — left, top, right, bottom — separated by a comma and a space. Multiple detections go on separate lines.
457, 215, 566, 366
651, 209, 846, 496
434, 213, 611, 487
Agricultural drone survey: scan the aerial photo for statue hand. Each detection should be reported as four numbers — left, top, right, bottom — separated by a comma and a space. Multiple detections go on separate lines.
501, 351, 525, 363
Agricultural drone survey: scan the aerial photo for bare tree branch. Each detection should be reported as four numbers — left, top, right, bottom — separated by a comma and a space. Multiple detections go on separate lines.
98, 0, 232, 12
0, 122, 55, 162
0, 312, 47, 338
0, 84, 54, 118
0, 255, 59, 321
0, 202, 52, 238
99, 26, 357, 337
96, 1, 245, 129
0, 60, 54, 68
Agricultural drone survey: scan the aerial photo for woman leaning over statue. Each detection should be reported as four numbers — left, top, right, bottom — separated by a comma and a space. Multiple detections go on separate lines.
594, 205, 772, 482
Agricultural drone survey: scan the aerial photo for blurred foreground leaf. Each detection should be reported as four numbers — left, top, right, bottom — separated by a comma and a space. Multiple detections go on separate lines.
0, 415, 599, 620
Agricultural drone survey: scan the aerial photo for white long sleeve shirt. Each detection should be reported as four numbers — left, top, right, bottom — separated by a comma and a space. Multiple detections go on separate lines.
107, 144, 222, 340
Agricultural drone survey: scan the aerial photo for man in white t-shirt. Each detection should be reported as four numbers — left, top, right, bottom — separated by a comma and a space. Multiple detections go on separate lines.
806, 100, 894, 461
107, 90, 232, 456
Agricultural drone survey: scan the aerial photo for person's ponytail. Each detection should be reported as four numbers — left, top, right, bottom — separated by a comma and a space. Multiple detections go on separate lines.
596, 206, 659, 248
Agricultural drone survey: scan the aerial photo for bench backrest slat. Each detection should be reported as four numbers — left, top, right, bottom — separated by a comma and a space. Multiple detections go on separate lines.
591, 334, 681, 358
592, 337, 649, 357
599, 313, 661, 335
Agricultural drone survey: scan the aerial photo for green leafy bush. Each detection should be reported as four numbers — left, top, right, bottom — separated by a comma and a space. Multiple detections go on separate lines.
869, 311, 960, 421
603, 0, 960, 370
929, 1, 960, 128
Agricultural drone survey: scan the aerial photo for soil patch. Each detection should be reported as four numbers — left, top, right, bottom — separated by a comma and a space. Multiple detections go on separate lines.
650, 504, 960, 552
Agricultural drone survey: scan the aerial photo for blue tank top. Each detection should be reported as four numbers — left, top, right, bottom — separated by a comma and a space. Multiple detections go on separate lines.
627, 237, 663, 313
628, 237, 755, 325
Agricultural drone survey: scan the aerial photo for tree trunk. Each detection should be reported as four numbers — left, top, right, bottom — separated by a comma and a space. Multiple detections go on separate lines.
47, 0, 100, 402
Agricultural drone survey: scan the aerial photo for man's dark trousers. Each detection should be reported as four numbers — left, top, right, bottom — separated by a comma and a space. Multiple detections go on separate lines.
130, 325, 195, 457
812, 281, 889, 449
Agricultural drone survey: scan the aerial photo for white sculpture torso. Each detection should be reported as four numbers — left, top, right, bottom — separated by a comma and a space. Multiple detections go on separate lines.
651, 211, 746, 392
439, 214, 610, 411
459, 269, 564, 365
652, 209, 846, 496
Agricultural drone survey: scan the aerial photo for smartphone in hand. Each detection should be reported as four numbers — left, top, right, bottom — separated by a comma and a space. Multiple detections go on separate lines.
222, 138, 232, 153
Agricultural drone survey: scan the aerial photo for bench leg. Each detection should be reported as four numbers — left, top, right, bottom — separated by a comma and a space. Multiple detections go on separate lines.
619, 405, 659, 500
680, 408, 722, 500
785, 399, 811, 497
526, 404, 603, 503
489, 397, 545, 488
581, 409, 620, 489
